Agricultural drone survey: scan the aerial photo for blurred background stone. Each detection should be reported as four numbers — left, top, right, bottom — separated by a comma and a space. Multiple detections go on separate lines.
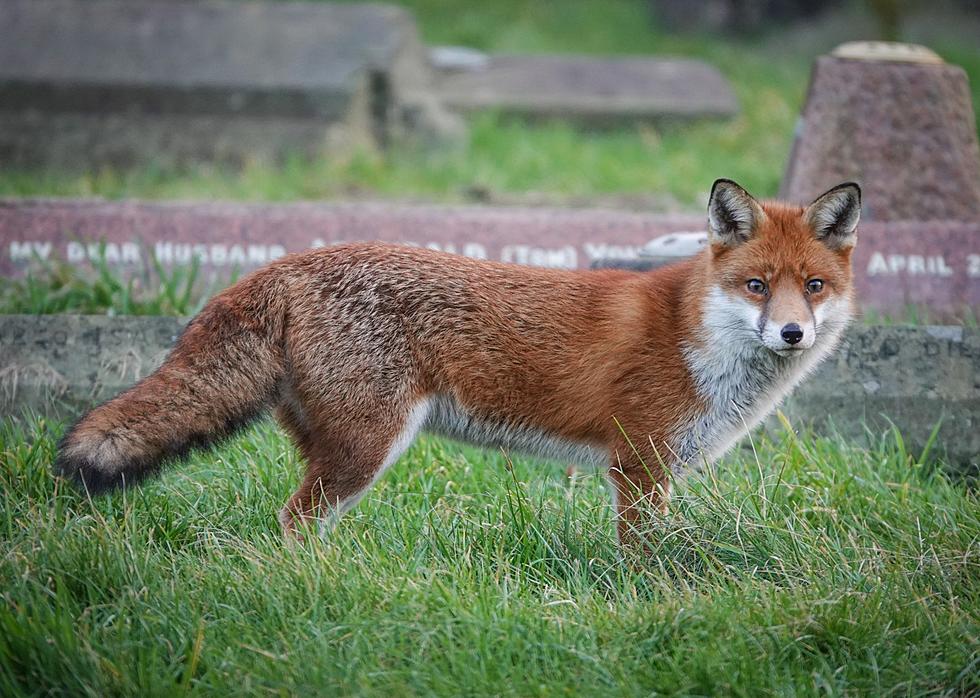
432, 55, 738, 125
0, 0, 457, 169
781, 42, 980, 221
0, 0, 743, 170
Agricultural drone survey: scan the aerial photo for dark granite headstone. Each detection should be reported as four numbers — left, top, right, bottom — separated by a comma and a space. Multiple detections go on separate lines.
781, 42, 980, 221
1, 199, 977, 320
0, 0, 452, 168
433, 55, 738, 124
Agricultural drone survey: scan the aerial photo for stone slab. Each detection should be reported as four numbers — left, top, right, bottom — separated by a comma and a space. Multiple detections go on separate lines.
778, 324, 978, 469
1, 316, 975, 467
0, 0, 445, 167
1, 198, 977, 320
781, 48, 980, 221
0, 111, 374, 171
0, 315, 182, 416
0, 198, 703, 274
433, 55, 738, 123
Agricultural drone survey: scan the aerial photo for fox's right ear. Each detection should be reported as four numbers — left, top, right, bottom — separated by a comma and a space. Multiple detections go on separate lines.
707, 179, 766, 248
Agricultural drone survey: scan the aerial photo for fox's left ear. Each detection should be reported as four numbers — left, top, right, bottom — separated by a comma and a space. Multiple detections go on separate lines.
804, 182, 861, 250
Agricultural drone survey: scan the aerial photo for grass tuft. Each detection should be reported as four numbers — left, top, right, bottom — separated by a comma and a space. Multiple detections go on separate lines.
0, 246, 231, 316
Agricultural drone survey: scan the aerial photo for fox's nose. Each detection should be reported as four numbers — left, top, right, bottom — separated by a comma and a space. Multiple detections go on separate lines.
781, 323, 804, 345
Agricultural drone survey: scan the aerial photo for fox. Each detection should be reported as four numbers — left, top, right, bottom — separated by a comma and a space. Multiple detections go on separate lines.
55, 179, 861, 545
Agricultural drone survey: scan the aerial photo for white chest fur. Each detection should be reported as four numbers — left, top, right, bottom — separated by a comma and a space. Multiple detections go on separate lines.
676, 288, 849, 469
677, 342, 812, 467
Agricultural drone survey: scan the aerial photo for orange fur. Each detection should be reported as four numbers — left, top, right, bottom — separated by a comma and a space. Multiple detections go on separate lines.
55, 180, 860, 548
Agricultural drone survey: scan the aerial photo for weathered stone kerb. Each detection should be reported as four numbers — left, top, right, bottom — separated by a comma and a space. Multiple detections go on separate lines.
1, 316, 975, 467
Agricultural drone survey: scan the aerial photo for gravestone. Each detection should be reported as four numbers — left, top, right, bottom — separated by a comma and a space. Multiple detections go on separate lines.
2, 316, 975, 467
781, 42, 980, 221
1, 199, 977, 319
0, 0, 454, 168
0, 315, 182, 416
0, 198, 702, 276
433, 54, 738, 124
776, 324, 978, 468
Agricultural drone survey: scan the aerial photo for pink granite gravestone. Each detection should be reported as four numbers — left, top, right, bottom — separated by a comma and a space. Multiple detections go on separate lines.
1, 199, 976, 320
782, 42, 980, 221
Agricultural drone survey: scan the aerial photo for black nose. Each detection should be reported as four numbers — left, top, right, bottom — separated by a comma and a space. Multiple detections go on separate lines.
781, 323, 804, 345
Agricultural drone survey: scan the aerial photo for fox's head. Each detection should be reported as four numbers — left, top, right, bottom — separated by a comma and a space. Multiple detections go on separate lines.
703, 178, 860, 357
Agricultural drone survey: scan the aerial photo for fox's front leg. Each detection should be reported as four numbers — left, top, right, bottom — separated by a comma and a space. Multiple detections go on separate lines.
607, 456, 672, 550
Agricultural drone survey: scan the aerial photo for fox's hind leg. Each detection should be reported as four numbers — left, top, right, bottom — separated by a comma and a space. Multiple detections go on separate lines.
275, 397, 430, 542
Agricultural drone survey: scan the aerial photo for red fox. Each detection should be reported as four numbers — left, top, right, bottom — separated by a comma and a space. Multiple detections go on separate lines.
56, 179, 860, 544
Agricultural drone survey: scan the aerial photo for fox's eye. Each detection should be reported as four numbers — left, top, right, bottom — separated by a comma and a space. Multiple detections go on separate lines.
806, 279, 824, 294
746, 279, 767, 295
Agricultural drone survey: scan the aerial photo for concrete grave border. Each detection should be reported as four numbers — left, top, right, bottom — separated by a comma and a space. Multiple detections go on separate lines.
1, 315, 975, 468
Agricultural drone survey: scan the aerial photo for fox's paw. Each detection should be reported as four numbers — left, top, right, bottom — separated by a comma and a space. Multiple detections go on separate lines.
279, 507, 318, 547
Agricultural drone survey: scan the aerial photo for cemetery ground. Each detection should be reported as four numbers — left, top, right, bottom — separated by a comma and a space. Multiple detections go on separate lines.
1, 1, 979, 694
0, 268, 977, 695
0, 1, 977, 206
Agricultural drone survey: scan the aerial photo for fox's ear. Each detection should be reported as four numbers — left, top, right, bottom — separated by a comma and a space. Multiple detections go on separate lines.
707, 179, 766, 247
804, 182, 861, 250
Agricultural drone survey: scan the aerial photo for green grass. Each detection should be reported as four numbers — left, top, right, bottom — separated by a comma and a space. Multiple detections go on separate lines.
0, 248, 218, 316
1, 4, 978, 693
1, 1, 976, 207
1, 415, 977, 695
5, 255, 977, 325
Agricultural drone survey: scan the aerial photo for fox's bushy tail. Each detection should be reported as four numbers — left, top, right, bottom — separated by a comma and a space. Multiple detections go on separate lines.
55, 269, 288, 492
